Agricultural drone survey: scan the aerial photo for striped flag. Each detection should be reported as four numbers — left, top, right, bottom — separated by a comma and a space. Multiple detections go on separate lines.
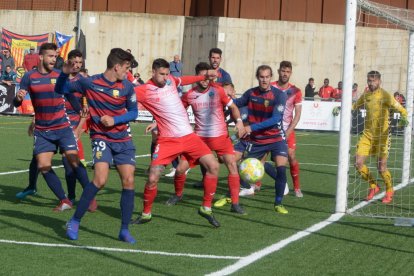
1, 28, 49, 67
54, 31, 75, 60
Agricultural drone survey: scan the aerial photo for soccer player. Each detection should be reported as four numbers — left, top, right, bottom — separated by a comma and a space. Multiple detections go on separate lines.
270, 61, 303, 198
15, 43, 90, 211
56, 48, 138, 243
353, 71, 408, 204
231, 65, 289, 214
131, 58, 222, 227
164, 62, 246, 214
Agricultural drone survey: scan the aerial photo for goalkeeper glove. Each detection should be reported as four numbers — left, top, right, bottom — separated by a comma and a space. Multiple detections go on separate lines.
399, 116, 409, 127
332, 106, 341, 116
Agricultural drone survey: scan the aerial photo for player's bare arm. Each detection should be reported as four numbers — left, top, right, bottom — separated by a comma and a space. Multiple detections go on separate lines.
285, 104, 302, 138
146, 122, 157, 134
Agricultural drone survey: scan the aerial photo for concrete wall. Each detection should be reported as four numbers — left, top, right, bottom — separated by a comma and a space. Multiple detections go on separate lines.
0, 10, 409, 95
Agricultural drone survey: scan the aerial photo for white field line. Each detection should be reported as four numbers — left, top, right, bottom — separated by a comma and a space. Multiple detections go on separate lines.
0, 154, 151, 176
0, 239, 241, 260
207, 179, 414, 276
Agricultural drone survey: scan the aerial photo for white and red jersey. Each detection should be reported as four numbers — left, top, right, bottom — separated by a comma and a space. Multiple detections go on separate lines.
135, 75, 193, 138
182, 83, 232, 137
271, 81, 302, 131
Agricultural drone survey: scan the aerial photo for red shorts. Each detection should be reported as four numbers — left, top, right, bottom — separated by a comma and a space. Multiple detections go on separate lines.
287, 131, 296, 150
151, 133, 212, 166
200, 135, 235, 156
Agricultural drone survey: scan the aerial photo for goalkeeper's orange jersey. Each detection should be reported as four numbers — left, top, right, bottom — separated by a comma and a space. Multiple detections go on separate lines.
353, 87, 407, 139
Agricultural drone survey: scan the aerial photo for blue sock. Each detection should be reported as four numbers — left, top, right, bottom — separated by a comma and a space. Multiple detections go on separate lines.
73, 182, 99, 222
120, 189, 135, 230
240, 178, 251, 189
172, 157, 179, 168
73, 164, 90, 189
42, 169, 66, 200
274, 166, 287, 205
264, 162, 277, 180
27, 155, 39, 190
62, 156, 76, 200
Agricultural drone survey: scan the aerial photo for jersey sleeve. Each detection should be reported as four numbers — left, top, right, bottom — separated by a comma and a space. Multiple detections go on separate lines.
113, 84, 138, 125
134, 85, 146, 103
19, 72, 30, 91
250, 91, 287, 132
294, 88, 302, 105
181, 91, 189, 109
217, 86, 233, 107
178, 75, 205, 86
233, 89, 251, 108
55, 72, 88, 95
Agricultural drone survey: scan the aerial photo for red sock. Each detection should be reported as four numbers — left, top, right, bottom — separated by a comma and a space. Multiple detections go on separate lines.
77, 139, 85, 160
290, 161, 300, 190
203, 174, 218, 208
143, 185, 157, 214
255, 181, 262, 188
174, 174, 186, 196
228, 174, 240, 204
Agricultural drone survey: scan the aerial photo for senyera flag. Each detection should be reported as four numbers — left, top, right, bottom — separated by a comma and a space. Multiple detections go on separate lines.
54, 31, 75, 60
1, 28, 49, 68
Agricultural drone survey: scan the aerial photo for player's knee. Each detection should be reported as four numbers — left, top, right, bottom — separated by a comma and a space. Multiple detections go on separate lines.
206, 160, 220, 175
227, 161, 238, 175
38, 165, 52, 174
92, 175, 107, 188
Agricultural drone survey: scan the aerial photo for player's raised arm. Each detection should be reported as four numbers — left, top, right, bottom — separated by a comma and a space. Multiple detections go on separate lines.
55, 60, 86, 95
173, 69, 217, 86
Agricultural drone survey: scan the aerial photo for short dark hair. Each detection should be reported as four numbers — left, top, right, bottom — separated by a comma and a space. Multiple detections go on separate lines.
309, 77, 314, 81
324, 78, 329, 82
279, 60, 292, 70
67, 49, 83, 60
256, 65, 273, 78
367, 70, 381, 79
152, 58, 170, 70
209, 48, 222, 57
39, 43, 57, 55
5, 65, 11, 68
107, 48, 134, 69
195, 62, 211, 75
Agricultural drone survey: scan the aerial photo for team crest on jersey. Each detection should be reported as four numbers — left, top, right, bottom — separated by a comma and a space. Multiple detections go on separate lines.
166, 79, 171, 86
113, 90, 119, 98
95, 151, 102, 159
264, 100, 269, 107
152, 153, 158, 160
50, 78, 56, 84
277, 104, 284, 112
209, 91, 214, 97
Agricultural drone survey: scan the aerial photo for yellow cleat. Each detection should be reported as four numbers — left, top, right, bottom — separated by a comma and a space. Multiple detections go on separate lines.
214, 197, 232, 207
274, 204, 288, 214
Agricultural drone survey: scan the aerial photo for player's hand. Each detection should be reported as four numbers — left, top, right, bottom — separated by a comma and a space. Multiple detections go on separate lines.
16, 89, 27, 102
205, 69, 218, 80
242, 125, 252, 138
223, 84, 236, 98
62, 59, 78, 75
145, 122, 157, 134
399, 116, 409, 127
234, 120, 246, 138
285, 128, 292, 139
100, 115, 115, 127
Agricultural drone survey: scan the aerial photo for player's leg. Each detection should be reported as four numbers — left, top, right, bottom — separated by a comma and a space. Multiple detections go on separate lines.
221, 153, 245, 214
16, 155, 39, 199
166, 158, 189, 206
378, 145, 393, 204
355, 135, 379, 200
287, 131, 302, 197
234, 140, 255, 196
270, 141, 289, 214
61, 152, 77, 203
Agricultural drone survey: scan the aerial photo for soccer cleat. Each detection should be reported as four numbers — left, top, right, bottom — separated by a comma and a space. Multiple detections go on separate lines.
274, 204, 289, 214
80, 159, 88, 168
164, 168, 176, 177
239, 187, 254, 197
230, 203, 245, 214
382, 190, 394, 204
53, 199, 73, 212
193, 181, 204, 189
294, 189, 304, 198
198, 207, 220, 228
88, 198, 98, 212
16, 188, 37, 199
66, 219, 80, 240
214, 197, 232, 207
165, 194, 182, 206
118, 229, 136, 244
131, 213, 152, 225
365, 186, 380, 201
284, 183, 289, 195
253, 184, 261, 192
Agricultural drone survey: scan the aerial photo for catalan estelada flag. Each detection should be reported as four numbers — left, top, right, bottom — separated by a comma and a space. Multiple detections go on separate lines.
54, 31, 75, 60
1, 28, 49, 67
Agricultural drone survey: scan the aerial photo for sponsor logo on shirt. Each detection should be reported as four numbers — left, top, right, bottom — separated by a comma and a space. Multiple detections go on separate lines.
264, 100, 269, 107
166, 79, 171, 86
95, 151, 102, 159
277, 104, 284, 112
113, 89, 119, 98
209, 91, 214, 97
51, 78, 56, 84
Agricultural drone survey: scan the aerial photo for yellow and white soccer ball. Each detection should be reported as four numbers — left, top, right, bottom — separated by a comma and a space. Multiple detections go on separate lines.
239, 158, 265, 184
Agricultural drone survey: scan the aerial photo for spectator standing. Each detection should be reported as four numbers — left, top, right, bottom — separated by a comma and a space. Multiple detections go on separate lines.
169, 55, 183, 77
318, 78, 334, 100
0, 48, 15, 74
332, 81, 343, 101
23, 46, 39, 72
352, 83, 359, 102
304, 77, 316, 99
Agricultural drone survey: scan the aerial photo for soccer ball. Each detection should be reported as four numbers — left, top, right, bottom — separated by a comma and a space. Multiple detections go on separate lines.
239, 158, 264, 184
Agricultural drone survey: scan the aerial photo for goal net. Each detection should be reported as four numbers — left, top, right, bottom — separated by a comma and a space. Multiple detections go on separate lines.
346, 0, 414, 220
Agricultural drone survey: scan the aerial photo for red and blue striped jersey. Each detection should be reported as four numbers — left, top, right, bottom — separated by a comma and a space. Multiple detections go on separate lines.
64, 74, 137, 142
234, 86, 287, 144
64, 74, 83, 128
215, 68, 232, 86
20, 68, 70, 131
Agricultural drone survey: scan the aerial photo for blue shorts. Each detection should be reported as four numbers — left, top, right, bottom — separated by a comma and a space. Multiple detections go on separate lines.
234, 139, 288, 160
92, 139, 136, 166
33, 127, 78, 155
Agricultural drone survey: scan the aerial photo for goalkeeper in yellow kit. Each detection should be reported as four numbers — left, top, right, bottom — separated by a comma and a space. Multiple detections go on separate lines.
353, 71, 408, 204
